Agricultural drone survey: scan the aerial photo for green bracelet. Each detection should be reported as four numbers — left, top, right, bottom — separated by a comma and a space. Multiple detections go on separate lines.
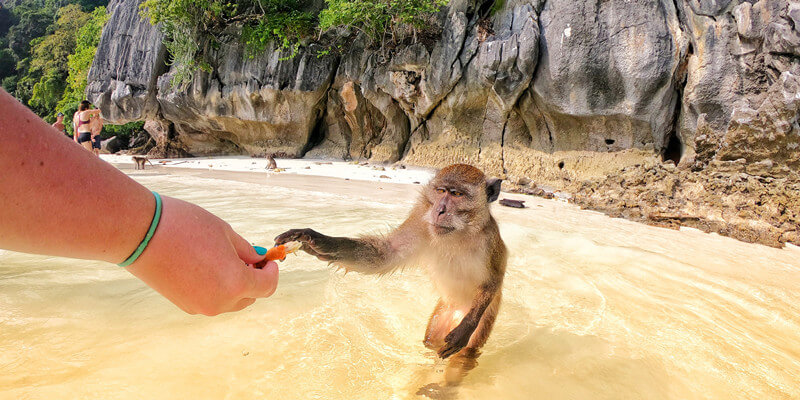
118, 191, 163, 267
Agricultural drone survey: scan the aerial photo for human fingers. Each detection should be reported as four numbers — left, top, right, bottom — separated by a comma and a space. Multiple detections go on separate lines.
245, 260, 279, 298
229, 297, 256, 313
229, 230, 266, 265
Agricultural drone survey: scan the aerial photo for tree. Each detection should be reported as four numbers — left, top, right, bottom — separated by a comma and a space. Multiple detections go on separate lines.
6, 4, 52, 61
24, 3, 91, 118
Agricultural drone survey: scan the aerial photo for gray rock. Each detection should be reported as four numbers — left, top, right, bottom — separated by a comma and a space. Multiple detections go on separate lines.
532, 0, 685, 153
86, 0, 167, 123
155, 39, 337, 156
84, 0, 800, 194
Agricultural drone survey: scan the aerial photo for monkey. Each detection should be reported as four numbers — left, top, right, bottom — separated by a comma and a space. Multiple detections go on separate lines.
132, 156, 152, 170
275, 164, 507, 389
266, 154, 277, 170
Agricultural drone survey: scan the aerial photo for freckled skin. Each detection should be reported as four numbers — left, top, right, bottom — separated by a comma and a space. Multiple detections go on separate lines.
276, 164, 507, 388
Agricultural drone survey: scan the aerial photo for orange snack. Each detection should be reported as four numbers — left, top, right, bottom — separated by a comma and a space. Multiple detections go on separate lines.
254, 241, 301, 268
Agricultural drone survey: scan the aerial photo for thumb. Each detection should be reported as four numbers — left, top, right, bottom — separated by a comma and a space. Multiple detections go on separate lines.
230, 231, 266, 265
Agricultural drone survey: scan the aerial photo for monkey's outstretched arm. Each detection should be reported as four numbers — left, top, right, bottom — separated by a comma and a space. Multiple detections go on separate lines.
275, 216, 426, 275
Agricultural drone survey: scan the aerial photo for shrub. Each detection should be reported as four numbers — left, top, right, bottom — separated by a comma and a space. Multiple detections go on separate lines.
318, 0, 448, 46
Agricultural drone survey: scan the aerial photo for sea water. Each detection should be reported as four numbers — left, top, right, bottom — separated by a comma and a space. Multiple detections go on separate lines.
1, 169, 799, 399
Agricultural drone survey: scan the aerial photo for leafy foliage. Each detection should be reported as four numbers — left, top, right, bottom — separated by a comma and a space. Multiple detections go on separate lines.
318, 0, 447, 45
140, 0, 448, 86
6, 3, 52, 62
140, 0, 315, 86
1, 0, 109, 122
241, 3, 314, 59
103, 120, 145, 141
26, 4, 91, 118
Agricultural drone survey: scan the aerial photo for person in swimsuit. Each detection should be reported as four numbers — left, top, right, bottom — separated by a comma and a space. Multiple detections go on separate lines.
74, 100, 101, 152
90, 110, 104, 156
51, 113, 67, 137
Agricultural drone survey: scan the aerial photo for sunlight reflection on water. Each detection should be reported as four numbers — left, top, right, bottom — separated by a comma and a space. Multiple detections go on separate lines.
1, 172, 799, 399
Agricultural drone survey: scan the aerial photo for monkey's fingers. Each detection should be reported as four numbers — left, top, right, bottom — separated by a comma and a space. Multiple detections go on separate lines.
275, 228, 317, 246
300, 242, 323, 257
438, 341, 466, 359
439, 329, 471, 359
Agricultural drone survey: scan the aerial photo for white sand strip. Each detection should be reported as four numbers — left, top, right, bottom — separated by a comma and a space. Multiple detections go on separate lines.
101, 155, 436, 185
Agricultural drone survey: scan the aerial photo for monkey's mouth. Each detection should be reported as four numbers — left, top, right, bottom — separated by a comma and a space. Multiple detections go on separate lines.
432, 224, 456, 235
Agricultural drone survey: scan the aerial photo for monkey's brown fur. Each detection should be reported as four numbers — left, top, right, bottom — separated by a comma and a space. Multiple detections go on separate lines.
132, 156, 151, 170
276, 164, 506, 387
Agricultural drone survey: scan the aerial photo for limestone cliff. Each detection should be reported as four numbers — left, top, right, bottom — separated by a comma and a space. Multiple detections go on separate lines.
87, 0, 800, 247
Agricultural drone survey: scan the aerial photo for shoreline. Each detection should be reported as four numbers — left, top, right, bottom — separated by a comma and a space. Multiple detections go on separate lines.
102, 154, 799, 253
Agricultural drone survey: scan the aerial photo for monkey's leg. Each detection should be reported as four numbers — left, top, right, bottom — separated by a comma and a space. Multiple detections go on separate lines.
424, 299, 449, 350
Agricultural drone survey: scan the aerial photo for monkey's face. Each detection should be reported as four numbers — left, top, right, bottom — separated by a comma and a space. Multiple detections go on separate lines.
422, 164, 502, 236
423, 183, 482, 235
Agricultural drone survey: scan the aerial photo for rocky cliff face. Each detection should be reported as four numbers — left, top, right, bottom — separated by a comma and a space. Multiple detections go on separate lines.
87, 0, 800, 247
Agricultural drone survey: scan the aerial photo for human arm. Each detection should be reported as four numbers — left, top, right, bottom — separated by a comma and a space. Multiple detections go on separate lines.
72, 113, 78, 141
0, 89, 279, 315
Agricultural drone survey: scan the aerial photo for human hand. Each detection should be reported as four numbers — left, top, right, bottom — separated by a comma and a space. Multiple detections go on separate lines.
126, 196, 279, 315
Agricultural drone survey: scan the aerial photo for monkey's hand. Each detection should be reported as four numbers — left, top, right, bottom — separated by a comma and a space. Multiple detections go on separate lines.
438, 322, 474, 359
274, 228, 341, 262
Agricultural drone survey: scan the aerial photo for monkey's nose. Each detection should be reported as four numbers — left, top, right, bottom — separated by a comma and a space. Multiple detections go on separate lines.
436, 204, 447, 215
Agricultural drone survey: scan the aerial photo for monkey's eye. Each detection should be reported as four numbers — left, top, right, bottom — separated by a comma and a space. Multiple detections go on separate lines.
436, 188, 447, 194
450, 190, 464, 197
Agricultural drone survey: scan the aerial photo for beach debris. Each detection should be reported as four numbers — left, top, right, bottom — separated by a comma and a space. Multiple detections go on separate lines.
272, 168, 286, 172
315, 161, 333, 165
253, 241, 302, 268
373, 166, 386, 171
242, 351, 249, 356
499, 199, 526, 208
379, 175, 391, 179
413, 181, 420, 184
305, 166, 311, 169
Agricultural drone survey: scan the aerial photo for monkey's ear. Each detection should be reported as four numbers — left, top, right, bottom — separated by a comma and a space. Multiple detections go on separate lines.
486, 178, 502, 203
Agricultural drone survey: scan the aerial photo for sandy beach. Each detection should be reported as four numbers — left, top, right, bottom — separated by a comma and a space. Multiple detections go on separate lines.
101, 154, 438, 185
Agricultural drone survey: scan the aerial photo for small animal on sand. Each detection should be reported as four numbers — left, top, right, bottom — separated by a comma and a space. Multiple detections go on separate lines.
132, 156, 152, 170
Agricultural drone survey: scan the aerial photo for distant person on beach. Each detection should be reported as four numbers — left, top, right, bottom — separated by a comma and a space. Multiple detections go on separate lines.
0, 89, 280, 315
74, 100, 101, 152
90, 110, 104, 156
51, 113, 67, 137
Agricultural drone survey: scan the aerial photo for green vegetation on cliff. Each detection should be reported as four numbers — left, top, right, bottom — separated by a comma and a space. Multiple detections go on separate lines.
140, 0, 316, 85
140, 0, 448, 86
318, 0, 447, 44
